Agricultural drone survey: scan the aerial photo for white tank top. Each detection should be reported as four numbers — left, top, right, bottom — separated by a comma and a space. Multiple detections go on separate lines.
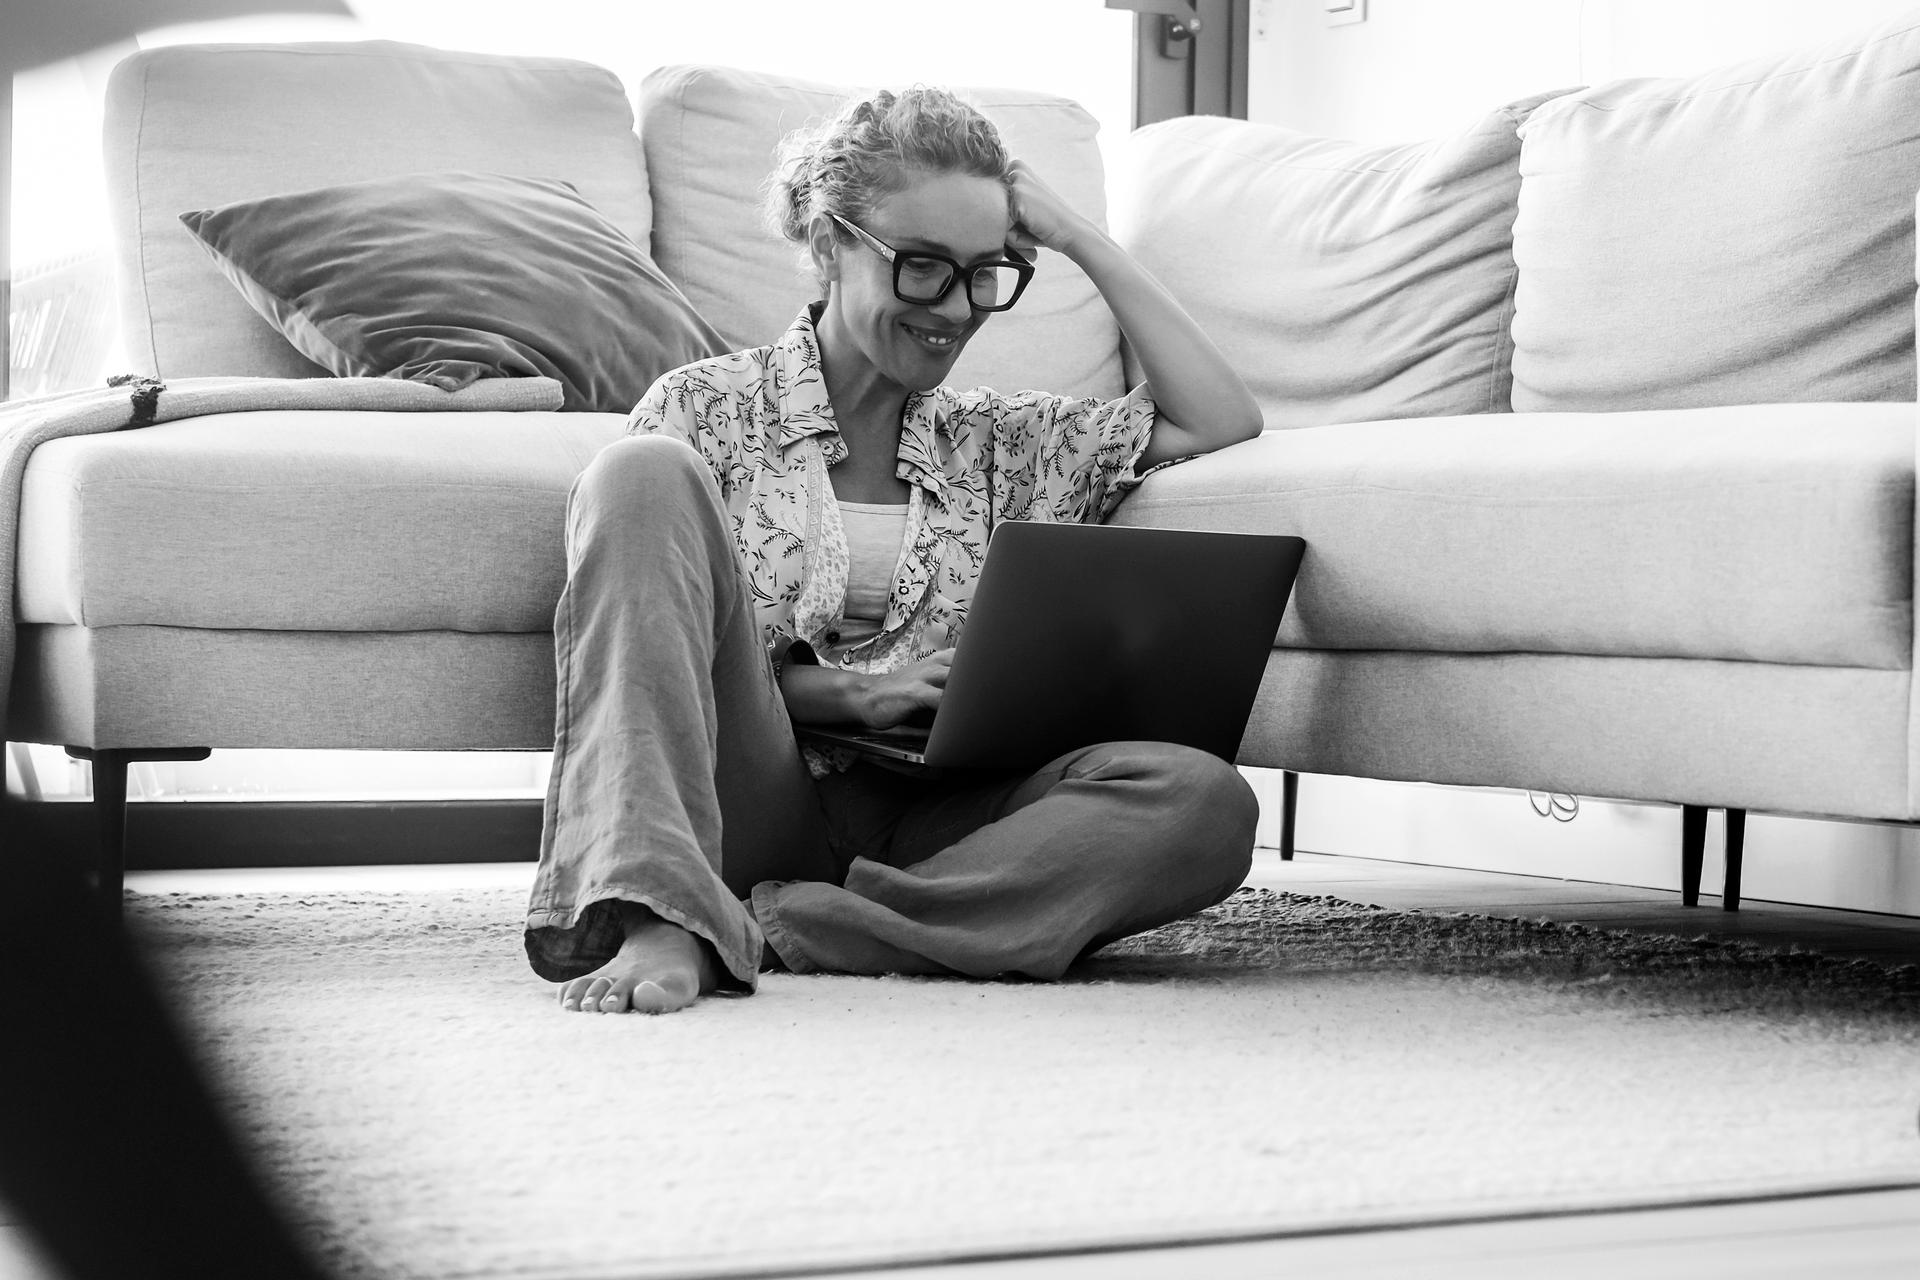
833, 500, 909, 655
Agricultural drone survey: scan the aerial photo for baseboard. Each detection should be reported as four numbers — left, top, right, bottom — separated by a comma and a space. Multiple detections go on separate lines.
7, 798, 541, 870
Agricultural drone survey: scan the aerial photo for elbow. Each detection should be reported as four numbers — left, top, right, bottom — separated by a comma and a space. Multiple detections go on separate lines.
1227, 387, 1263, 444
1236, 400, 1264, 443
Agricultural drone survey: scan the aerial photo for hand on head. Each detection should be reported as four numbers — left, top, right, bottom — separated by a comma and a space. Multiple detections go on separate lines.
1007, 159, 1091, 258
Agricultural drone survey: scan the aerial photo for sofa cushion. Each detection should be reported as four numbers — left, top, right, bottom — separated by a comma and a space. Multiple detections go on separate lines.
179, 172, 725, 412
1510, 13, 1920, 412
16, 410, 626, 632
1111, 402, 1912, 671
104, 41, 653, 381
1109, 94, 1566, 430
638, 64, 1124, 399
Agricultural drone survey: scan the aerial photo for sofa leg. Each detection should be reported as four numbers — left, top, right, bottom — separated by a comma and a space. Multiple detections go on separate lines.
1722, 808, 1746, 912
1680, 804, 1707, 907
64, 748, 212, 911
1279, 770, 1299, 862
66, 748, 130, 907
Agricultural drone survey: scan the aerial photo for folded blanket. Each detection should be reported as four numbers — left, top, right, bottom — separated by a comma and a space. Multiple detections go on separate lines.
0, 374, 565, 850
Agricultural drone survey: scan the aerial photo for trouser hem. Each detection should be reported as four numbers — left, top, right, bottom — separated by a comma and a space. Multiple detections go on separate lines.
750, 882, 819, 975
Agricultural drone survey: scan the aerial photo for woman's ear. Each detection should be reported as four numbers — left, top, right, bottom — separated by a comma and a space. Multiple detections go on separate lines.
807, 213, 841, 285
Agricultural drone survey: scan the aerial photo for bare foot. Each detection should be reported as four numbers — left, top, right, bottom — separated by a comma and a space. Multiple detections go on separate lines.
557, 902, 719, 1015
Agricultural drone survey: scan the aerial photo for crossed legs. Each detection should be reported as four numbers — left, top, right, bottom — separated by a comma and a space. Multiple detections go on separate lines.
525, 434, 1261, 1013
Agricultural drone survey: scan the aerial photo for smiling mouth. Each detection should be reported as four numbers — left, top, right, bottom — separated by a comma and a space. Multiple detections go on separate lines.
902, 322, 963, 352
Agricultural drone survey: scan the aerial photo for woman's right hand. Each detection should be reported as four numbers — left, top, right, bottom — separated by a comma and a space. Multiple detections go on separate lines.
857, 649, 954, 729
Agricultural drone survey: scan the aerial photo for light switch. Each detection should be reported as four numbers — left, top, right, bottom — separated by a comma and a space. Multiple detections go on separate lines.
1325, 0, 1366, 25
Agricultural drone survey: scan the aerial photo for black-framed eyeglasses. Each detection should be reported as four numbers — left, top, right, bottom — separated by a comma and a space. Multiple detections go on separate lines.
831, 214, 1034, 313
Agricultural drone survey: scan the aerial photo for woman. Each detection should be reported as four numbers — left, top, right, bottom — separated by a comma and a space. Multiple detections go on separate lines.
526, 86, 1264, 1014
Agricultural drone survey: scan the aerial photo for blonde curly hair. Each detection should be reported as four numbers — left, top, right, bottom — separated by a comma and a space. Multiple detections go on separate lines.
765, 86, 1014, 285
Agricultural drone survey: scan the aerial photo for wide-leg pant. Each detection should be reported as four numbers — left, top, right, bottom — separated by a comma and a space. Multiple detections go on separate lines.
524, 434, 1259, 991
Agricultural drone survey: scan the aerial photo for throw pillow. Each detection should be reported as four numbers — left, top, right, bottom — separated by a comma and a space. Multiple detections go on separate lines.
637, 64, 1125, 400
1510, 12, 1920, 412
179, 170, 726, 411
1110, 91, 1568, 430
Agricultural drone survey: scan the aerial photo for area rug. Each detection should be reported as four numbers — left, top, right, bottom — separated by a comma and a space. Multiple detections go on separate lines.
127, 885, 1920, 1280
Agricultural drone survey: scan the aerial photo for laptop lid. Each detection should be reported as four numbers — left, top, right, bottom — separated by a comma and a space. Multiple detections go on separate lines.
801, 522, 1305, 771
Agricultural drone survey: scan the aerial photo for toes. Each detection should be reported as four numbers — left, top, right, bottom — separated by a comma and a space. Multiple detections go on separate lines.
555, 955, 706, 1015
560, 976, 612, 1013
599, 974, 640, 1014
629, 977, 695, 1015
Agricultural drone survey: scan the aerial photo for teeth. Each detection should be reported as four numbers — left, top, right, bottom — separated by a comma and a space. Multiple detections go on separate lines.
908, 325, 956, 348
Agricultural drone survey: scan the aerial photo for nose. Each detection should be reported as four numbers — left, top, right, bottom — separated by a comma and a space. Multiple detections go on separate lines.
930, 279, 974, 326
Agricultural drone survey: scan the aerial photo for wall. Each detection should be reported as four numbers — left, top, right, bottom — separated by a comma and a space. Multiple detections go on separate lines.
1240, 1, 1920, 915
1248, 0, 1920, 140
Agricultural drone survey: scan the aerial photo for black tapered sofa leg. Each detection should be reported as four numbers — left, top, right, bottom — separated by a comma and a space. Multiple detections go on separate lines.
1722, 808, 1746, 912
1680, 804, 1708, 907
64, 748, 212, 911
1279, 770, 1299, 862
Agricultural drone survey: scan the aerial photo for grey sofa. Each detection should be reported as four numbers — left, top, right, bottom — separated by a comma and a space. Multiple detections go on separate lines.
10, 22, 1920, 907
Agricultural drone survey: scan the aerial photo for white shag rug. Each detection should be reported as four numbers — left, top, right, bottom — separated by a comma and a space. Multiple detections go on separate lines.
127, 884, 1920, 1280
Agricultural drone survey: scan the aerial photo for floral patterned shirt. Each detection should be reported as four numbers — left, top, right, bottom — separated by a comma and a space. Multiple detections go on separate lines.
626, 305, 1161, 766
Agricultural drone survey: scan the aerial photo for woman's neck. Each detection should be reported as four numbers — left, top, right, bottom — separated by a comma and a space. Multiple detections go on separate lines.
814, 307, 914, 505
815, 304, 908, 443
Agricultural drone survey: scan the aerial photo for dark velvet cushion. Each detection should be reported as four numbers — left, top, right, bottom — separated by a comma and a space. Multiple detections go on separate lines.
179, 171, 727, 411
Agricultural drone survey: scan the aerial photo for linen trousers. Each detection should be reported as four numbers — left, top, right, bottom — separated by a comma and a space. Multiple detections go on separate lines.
524, 434, 1260, 991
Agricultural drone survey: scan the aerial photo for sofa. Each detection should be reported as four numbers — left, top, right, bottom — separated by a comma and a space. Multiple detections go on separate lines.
8, 16, 1920, 906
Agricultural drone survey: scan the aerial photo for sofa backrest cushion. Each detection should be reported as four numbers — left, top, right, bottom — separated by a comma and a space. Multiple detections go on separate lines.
639, 64, 1125, 400
104, 41, 653, 381
1511, 13, 1920, 412
1109, 94, 1565, 430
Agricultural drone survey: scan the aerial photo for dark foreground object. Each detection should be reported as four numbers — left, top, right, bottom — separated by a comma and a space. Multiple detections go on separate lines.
0, 815, 330, 1280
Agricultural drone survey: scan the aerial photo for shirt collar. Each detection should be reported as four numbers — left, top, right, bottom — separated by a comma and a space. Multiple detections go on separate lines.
773, 304, 844, 461
895, 388, 945, 496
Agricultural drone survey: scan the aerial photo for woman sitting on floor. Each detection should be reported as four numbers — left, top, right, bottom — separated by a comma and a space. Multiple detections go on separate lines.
525, 84, 1264, 1013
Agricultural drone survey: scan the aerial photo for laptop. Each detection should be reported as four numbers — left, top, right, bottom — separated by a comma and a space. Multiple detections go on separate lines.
796, 521, 1306, 770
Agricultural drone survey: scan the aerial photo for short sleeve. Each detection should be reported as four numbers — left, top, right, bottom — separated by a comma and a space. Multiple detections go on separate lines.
966, 383, 1159, 524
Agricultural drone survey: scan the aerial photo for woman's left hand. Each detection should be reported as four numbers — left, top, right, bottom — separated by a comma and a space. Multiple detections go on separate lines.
1009, 166, 1262, 467
1007, 159, 1096, 259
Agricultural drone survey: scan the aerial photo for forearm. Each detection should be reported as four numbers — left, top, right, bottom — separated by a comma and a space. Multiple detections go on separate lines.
779, 663, 874, 726
1058, 228, 1262, 456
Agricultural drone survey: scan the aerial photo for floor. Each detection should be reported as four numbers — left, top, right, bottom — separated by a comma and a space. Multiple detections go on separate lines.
5, 849, 1918, 1279
1246, 849, 1920, 967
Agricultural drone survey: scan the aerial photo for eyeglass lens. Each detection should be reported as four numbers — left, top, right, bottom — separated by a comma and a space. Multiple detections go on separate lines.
895, 256, 1024, 310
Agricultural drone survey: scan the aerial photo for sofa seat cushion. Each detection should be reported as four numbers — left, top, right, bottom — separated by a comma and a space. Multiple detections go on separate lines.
1110, 402, 1913, 670
16, 410, 626, 631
